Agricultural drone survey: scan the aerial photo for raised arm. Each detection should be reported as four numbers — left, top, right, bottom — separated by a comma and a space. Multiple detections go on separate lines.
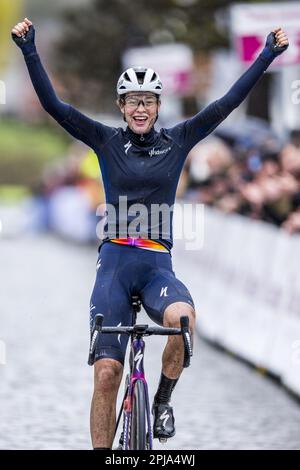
217, 28, 289, 117
169, 28, 289, 154
11, 18, 114, 151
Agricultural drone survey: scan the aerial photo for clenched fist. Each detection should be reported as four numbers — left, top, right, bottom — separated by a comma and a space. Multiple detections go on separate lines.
11, 17, 36, 55
273, 27, 289, 49
11, 17, 32, 37
266, 27, 289, 56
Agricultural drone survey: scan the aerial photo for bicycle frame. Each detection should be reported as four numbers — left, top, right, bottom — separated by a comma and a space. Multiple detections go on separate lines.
121, 336, 153, 450
88, 298, 193, 450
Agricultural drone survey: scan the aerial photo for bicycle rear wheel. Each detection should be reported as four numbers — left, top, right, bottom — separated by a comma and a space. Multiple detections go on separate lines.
129, 379, 147, 450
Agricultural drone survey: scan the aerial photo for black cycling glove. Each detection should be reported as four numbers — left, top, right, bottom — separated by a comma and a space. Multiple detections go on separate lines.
261, 31, 289, 61
11, 24, 36, 56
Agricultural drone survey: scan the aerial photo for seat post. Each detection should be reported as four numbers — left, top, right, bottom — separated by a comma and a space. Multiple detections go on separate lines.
131, 295, 141, 326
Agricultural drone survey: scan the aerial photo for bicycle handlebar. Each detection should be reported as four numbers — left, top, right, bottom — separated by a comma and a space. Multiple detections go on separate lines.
95, 326, 182, 335
88, 313, 193, 367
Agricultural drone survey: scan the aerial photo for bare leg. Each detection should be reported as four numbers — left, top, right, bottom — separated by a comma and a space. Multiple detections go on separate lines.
152, 302, 195, 437
90, 358, 123, 449
162, 302, 195, 379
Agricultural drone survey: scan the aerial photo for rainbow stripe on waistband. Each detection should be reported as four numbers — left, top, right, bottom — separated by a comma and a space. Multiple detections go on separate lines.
110, 238, 169, 253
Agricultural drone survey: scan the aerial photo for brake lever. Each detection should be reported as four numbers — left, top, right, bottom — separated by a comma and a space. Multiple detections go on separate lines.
180, 316, 193, 368
88, 314, 104, 366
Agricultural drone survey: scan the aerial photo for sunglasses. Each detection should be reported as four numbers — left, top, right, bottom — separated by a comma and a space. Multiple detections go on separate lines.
123, 95, 158, 109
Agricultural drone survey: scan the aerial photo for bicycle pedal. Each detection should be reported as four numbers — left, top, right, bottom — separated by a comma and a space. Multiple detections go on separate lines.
159, 437, 168, 444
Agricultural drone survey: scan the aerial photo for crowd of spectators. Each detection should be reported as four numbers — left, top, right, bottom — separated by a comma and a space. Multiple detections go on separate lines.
182, 124, 300, 235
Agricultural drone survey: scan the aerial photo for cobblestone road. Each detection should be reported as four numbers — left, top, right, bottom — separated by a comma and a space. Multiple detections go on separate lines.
1, 236, 300, 449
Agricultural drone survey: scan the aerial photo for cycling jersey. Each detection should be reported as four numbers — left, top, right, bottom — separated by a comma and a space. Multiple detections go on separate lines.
22, 47, 276, 250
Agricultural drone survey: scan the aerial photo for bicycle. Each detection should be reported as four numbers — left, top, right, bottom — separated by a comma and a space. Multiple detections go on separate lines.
88, 295, 193, 450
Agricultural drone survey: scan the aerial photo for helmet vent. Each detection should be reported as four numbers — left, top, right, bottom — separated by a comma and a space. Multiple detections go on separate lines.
136, 71, 145, 84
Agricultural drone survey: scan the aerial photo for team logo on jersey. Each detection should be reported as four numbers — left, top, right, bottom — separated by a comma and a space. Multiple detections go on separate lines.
124, 141, 132, 155
149, 146, 171, 157
160, 286, 169, 297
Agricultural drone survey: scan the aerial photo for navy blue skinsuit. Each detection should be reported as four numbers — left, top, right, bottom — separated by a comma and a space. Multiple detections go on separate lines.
21, 39, 276, 364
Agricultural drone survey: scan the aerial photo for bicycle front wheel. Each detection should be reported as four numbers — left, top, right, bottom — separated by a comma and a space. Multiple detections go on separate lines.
129, 379, 147, 450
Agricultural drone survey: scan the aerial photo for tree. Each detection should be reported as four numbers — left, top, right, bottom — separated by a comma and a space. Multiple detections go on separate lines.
53, 0, 264, 112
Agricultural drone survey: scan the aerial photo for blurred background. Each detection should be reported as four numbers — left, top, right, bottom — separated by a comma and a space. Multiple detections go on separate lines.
1, 0, 300, 450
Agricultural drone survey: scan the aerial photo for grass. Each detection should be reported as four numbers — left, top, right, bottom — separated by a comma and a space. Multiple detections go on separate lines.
0, 118, 70, 187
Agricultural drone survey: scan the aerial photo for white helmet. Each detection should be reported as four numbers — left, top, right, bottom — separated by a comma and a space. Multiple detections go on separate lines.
117, 66, 163, 96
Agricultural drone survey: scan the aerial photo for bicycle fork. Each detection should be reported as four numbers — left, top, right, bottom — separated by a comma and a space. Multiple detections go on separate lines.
118, 337, 153, 450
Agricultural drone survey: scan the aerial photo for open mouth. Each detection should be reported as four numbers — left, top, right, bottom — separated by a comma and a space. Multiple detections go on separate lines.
133, 116, 148, 124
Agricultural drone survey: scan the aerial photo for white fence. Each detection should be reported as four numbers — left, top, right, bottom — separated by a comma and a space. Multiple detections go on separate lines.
0, 80, 6, 105
173, 206, 300, 397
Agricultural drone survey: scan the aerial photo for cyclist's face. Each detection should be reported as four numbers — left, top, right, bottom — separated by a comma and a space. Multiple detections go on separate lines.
119, 92, 161, 134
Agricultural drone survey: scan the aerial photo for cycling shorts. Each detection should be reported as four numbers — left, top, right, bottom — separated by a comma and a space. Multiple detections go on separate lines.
89, 242, 194, 365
